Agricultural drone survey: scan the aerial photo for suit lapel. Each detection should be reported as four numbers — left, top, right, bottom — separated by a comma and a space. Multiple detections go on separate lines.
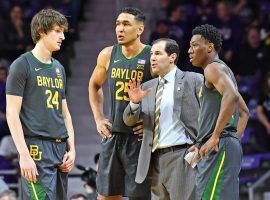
173, 68, 185, 116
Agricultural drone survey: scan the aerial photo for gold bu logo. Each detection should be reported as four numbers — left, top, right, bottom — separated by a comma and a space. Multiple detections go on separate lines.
29, 145, 42, 161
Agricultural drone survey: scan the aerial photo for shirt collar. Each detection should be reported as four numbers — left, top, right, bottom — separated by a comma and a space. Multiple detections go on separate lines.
159, 66, 177, 83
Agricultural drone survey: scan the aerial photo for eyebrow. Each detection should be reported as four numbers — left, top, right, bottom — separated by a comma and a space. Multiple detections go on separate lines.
150, 50, 162, 53
116, 20, 131, 23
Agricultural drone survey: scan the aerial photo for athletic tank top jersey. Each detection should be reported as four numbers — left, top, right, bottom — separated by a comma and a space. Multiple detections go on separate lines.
197, 58, 240, 142
6, 52, 68, 138
107, 44, 152, 134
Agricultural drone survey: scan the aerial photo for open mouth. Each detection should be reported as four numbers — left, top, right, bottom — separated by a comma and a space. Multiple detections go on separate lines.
117, 35, 124, 40
151, 64, 158, 68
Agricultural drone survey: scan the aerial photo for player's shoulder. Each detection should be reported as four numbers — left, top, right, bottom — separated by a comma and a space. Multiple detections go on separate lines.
9, 52, 29, 70
206, 61, 225, 75
100, 46, 114, 57
52, 57, 63, 67
142, 44, 151, 54
144, 44, 152, 50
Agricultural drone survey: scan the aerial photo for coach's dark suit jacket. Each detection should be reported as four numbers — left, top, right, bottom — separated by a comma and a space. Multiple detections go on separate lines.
123, 68, 203, 183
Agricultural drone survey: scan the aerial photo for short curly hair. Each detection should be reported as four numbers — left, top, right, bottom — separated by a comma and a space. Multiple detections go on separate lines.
192, 24, 222, 52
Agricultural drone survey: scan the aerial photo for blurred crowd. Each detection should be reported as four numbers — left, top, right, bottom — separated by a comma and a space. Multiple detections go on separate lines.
0, 0, 88, 78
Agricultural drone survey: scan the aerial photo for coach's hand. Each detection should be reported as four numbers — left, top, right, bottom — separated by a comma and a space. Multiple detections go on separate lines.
199, 136, 219, 160
128, 79, 152, 104
188, 145, 199, 168
20, 153, 39, 183
96, 118, 112, 138
133, 119, 143, 141
59, 150, 76, 172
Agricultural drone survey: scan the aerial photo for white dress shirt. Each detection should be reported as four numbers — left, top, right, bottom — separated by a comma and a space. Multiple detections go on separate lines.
130, 66, 193, 148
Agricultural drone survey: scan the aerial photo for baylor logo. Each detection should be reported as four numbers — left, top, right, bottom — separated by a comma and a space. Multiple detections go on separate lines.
29, 145, 42, 161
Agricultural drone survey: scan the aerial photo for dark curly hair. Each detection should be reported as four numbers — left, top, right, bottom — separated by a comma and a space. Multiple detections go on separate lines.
119, 7, 146, 24
192, 24, 222, 52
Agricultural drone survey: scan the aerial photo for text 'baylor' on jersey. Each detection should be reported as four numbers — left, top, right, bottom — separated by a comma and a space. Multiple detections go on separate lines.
107, 44, 152, 134
6, 52, 68, 139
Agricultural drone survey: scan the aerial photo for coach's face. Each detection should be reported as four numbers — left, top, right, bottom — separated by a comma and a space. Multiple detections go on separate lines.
150, 41, 175, 77
115, 13, 144, 45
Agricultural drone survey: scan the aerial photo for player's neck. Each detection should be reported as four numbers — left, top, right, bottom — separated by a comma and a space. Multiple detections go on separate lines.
121, 40, 145, 59
31, 42, 53, 64
202, 53, 218, 69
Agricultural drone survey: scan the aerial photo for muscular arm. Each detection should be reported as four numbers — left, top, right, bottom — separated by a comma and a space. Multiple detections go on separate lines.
88, 46, 113, 137
237, 94, 249, 138
204, 63, 239, 138
6, 94, 38, 182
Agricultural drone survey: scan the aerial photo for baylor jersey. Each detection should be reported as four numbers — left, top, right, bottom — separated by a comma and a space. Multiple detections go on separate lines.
6, 52, 68, 138
197, 58, 240, 142
107, 44, 152, 134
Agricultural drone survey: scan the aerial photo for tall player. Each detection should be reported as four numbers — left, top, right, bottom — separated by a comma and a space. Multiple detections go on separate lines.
89, 7, 152, 200
188, 24, 249, 200
6, 9, 75, 199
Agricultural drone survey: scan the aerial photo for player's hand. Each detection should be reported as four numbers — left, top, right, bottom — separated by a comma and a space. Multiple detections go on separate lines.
199, 136, 219, 160
96, 118, 112, 138
133, 119, 143, 141
19, 153, 39, 183
188, 145, 199, 167
59, 150, 76, 172
128, 79, 152, 104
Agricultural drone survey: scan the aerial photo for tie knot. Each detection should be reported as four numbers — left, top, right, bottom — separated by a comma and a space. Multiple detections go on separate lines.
160, 78, 165, 84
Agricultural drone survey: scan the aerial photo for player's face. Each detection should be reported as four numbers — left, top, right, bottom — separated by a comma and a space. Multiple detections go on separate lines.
150, 41, 174, 77
115, 13, 143, 45
41, 25, 65, 52
188, 34, 209, 68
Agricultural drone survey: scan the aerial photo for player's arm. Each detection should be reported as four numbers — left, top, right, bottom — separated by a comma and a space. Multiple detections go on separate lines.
88, 46, 113, 137
236, 94, 249, 139
200, 63, 239, 159
6, 94, 38, 183
59, 99, 75, 172
205, 63, 239, 138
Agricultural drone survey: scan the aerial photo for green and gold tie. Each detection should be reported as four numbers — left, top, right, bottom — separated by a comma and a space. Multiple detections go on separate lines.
152, 78, 166, 152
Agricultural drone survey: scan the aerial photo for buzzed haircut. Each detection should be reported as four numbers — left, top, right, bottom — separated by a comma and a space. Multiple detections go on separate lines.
119, 7, 146, 24
31, 9, 68, 44
152, 38, 179, 64
192, 24, 223, 52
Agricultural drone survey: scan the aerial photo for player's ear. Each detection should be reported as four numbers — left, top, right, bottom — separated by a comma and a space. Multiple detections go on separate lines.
208, 43, 214, 53
137, 24, 144, 37
38, 30, 46, 38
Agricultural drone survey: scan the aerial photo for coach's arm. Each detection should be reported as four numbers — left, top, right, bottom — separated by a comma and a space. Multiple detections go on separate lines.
123, 103, 141, 127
